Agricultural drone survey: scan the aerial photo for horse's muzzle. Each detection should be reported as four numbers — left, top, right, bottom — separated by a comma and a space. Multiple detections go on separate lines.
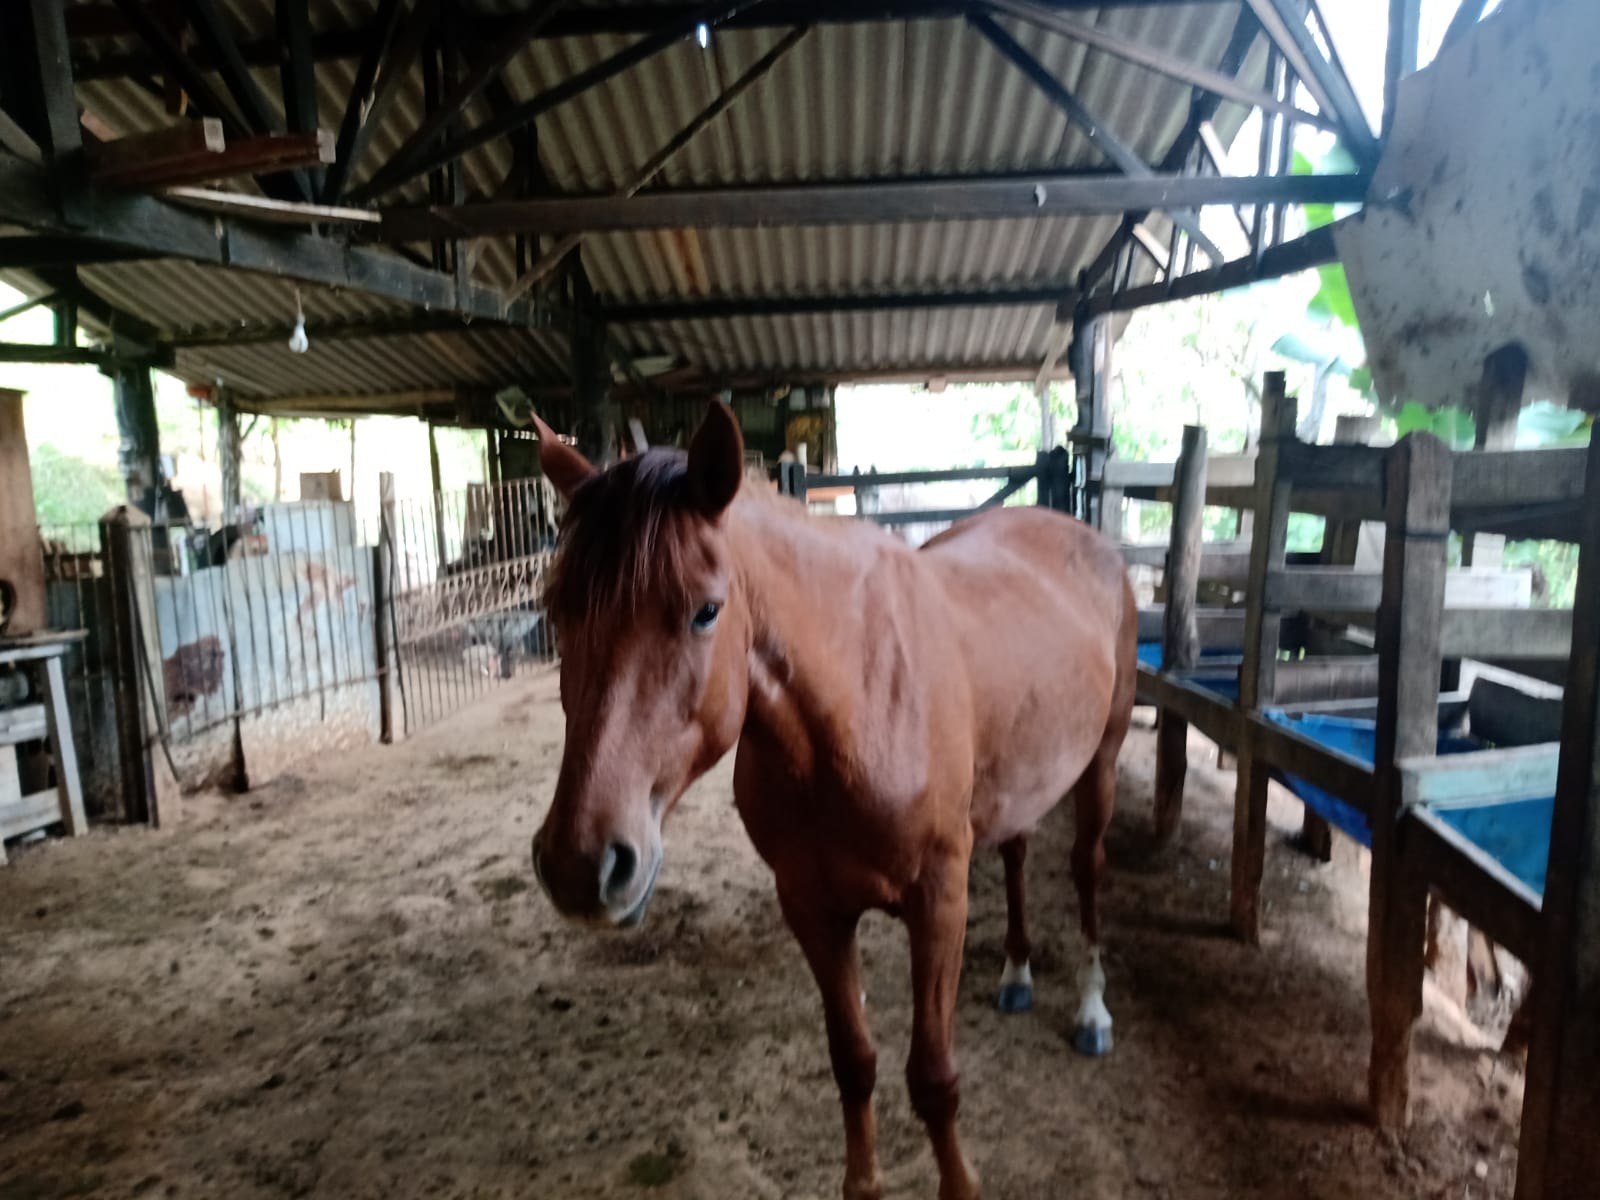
532, 830, 661, 928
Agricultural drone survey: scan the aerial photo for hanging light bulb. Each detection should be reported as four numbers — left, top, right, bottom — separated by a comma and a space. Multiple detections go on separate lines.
695, 22, 710, 48
288, 287, 309, 354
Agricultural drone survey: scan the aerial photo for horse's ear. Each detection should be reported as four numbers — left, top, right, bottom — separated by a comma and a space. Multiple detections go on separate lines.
532, 413, 594, 500
687, 400, 744, 518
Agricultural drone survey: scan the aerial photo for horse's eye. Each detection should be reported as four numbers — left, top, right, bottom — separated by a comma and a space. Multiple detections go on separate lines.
690, 602, 721, 633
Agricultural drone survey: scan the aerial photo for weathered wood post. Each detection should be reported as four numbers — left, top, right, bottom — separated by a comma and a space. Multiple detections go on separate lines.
217, 386, 241, 523
1368, 432, 1452, 1129
1298, 412, 1383, 861
1516, 426, 1600, 1199
1070, 308, 1112, 526
427, 421, 447, 573
99, 507, 165, 826
373, 471, 397, 745
1231, 371, 1294, 943
1153, 424, 1207, 847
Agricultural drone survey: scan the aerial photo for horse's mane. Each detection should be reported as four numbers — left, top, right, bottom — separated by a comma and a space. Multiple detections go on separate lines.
544, 448, 700, 628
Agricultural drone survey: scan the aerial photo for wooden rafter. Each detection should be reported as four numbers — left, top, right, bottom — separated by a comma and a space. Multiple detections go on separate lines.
322, 0, 437, 203
1242, 0, 1379, 167
350, 0, 757, 202
969, 13, 1224, 264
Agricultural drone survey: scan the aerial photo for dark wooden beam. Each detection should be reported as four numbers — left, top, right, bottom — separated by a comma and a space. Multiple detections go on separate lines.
0, 157, 541, 327
276, 0, 321, 190
986, 0, 1336, 134
0, 341, 172, 367
72, 1, 1208, 81
1383, 0, 1421, 139
602, 284, 1076, 323
378, 171, 1367, 239
351, 0, 756, 202
379, 0, 572, 194
166, 310, 545, 347
323, 0, 439, 203
321, 0, 406, 203
969, 12, 1223, 263
1080, 221, 1341, 316
26, 0, 84, 161
0, 236, 162, 269
1242, 0, 1379, 167
1079, 2, 1262, 294
108, 0, 248, 134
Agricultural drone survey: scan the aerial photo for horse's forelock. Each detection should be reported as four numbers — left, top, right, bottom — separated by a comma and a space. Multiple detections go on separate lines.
544, 448, 701, 630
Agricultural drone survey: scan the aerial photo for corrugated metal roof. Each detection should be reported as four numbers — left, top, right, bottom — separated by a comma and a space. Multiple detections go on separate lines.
28, 0, 1265, 402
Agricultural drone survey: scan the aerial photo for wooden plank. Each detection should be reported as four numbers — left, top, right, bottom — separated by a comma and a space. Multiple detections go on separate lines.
1266, 566, 1533, 614
1270, 656, 1380, 705
1155, 424, 1207, 845
160, 182, 380, 228
96, 130, 334, 190
86, 119, 225, 181
1402, 807, 1541, 962
1136, 606, 1246, 648
1452, 447, 1589, 510
1233, 373, 1295, 942
41, 654, 86, 835
0, 703, 48, 743
1138, 669, 1238, 747
1440, 608, 1572, 661
1399, 742, 1561, 810
0, 107, 44, 164
1278, 440, 1387, 493
0, 787, 62, 841
1368, 431, 1453, 1129
1242, 709, 1377, 801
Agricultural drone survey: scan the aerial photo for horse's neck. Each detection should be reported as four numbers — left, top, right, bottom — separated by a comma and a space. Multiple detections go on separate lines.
728, 496, 882, 760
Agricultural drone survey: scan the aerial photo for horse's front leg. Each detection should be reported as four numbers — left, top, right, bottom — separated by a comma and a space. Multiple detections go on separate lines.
780, 893, 882, 1200
904, 851, 982, 1200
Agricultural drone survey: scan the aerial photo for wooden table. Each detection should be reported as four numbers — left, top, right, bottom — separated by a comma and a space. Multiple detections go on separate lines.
0, 632, 88, 865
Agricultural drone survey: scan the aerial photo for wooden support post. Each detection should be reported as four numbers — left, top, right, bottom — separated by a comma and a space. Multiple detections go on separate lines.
570, 257, 615, 467
373, 470, 396, 746
0, 388, 47, 637
1071, 309, 1112, 526
218, 387, 241, 523
1231, 372, 1294, 943
99, 510, 159, 826
1297, 413, 1380, 861
1368, 433, 1453, 1129
1154, 424, 1207, 847
110, 362, 163, 517
1517, 430, 1600, 1199
1462, 346, 1528, 569
427, 422, 447, 572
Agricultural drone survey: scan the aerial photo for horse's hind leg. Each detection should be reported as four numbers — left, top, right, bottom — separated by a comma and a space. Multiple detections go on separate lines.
1069, 747, 1118, 1056
995, 836, 1034, 1013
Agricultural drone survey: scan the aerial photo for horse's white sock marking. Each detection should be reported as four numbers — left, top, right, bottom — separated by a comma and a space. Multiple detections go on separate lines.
1074, 947, 1112, 1033
999, 957, 1033, 990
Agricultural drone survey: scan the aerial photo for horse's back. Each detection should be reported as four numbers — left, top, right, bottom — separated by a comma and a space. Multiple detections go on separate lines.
919, 506, 1135, 844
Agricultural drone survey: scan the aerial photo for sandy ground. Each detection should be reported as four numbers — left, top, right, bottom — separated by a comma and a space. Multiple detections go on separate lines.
0, 668, 1524, 1199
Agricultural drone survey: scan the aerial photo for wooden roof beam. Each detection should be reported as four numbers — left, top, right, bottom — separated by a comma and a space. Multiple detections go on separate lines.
377, 172, 1368, 239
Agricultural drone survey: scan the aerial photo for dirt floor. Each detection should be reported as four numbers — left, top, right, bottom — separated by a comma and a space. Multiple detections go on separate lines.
0, 668, 1525, 1199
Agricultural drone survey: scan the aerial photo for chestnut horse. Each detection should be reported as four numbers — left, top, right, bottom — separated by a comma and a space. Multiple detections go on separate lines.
531, 402, 1136, 1200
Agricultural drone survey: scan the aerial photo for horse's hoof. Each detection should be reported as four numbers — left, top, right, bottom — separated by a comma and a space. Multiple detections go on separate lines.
995, 982, 1034, 1014
1072, 1022, 1114, 1057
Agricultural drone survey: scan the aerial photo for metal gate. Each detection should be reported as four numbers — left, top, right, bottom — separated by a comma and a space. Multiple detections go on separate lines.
779, 446, 1073, 543
384, 476, 560, 735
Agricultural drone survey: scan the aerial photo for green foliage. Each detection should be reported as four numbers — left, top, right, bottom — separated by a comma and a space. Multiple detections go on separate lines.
967, 384, 1072, 457
29, 442, 126, 527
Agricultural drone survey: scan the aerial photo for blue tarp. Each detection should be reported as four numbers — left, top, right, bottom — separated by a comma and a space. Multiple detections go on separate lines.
1263, 712, 1550, 897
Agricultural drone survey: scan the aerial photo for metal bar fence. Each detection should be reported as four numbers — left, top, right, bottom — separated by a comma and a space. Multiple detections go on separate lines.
384, 474, 561, 736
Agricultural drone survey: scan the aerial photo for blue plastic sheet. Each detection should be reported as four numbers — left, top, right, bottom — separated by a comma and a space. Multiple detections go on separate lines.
1262, 712, 1550, 897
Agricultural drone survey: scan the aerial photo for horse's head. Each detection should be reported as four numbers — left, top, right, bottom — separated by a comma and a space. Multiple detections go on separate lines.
531, 403, 750, 927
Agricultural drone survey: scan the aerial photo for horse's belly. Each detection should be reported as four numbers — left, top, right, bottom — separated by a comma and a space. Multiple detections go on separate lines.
970, 732, 1100, 847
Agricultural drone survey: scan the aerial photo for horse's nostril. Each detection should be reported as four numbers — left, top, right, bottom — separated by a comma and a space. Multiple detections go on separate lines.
599, 840, 638, 904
